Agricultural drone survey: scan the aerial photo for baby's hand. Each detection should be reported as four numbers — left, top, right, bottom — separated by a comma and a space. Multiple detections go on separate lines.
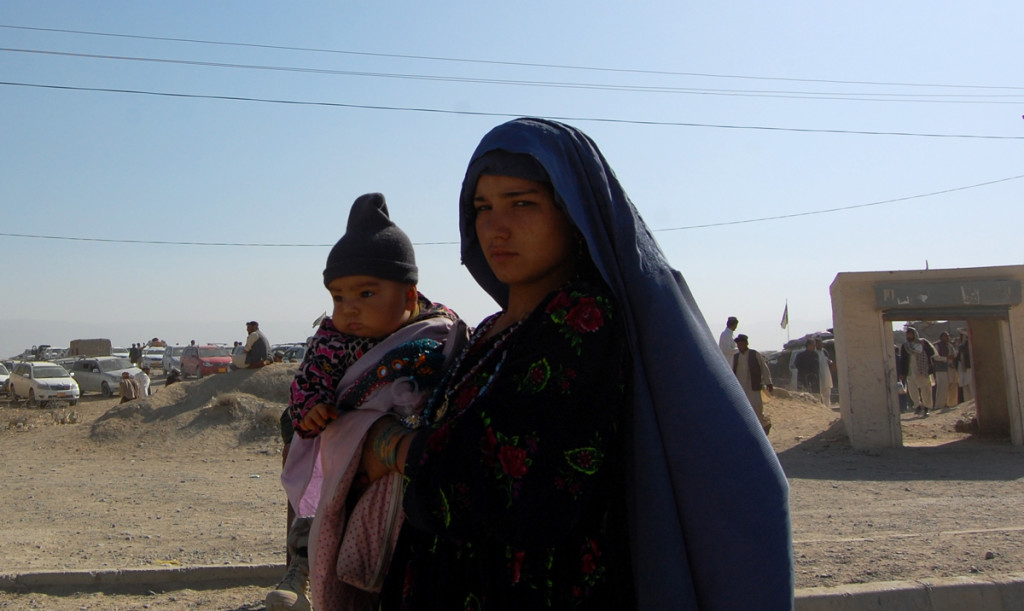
299, 403, 337, 432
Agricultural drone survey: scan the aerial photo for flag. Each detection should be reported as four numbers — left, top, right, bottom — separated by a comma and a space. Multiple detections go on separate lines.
312, 311, 327, 328
780, 303, 789, 329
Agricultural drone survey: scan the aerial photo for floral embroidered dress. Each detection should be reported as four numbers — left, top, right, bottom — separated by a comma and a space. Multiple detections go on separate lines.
381, 278, 635, 610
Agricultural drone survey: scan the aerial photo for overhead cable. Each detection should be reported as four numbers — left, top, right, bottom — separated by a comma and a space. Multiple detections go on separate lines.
3, 47, 1021, 104
2, 23, 1020, 92
2, 173, 1020, 246
3, 81, 1021, 140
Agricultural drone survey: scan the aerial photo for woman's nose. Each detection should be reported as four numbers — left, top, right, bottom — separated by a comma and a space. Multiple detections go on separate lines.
479, 210, 510, 239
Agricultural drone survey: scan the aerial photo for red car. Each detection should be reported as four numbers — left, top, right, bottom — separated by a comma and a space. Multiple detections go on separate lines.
180, 345, 231, 378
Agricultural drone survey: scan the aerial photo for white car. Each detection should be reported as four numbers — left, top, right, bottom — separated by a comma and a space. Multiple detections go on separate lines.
162, 346, 185, 372
66, 357, 140, 397
8, 361, 80, 406
111, 347, 130, 359
140, 347, 165, 369
0, 362, 10, 395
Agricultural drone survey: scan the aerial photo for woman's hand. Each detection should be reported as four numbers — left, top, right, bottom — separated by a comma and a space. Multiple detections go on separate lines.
361, 416, 414, 483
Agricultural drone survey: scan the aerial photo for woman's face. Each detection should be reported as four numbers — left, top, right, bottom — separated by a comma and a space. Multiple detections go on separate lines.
473, 174, 577, 299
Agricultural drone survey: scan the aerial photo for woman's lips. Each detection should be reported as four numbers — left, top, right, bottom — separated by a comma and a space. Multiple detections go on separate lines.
487, 248, 516, 263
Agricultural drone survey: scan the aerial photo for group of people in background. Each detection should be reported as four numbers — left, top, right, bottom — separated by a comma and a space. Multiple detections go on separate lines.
718, 316, 836, 435
719, 315, 976, 423
790, 336, 835, 406
118, 366, 151, 403
899, 326, 972, 416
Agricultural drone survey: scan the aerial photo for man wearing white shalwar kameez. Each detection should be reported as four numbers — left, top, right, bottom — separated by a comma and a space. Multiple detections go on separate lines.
815, 338, 834, 405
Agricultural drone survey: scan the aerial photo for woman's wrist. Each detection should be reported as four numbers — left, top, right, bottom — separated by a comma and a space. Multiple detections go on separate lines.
372, 417, 409, 471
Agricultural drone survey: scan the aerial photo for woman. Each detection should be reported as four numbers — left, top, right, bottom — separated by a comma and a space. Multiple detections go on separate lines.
363, 118, 793, 609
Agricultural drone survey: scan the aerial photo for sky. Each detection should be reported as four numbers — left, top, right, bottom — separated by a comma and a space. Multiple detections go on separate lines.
2, 1, 1022, 359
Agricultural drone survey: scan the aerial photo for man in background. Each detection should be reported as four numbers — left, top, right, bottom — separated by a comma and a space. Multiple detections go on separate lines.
793, 339, 820, 395
244, 321, 271, 369
119, 371, 139, 404
134, 365, 152, 398
900, 327, 935, 416
719, 316, 739, 361
814, 337, 835, 406
731, 334, 773, 434
934, 332, 958, 409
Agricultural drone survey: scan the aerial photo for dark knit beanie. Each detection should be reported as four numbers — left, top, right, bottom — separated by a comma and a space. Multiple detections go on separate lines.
323, 193, 418, 287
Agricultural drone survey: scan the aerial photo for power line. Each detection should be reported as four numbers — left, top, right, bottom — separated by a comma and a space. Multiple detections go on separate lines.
0, 233, 333, 247
3, 23, 1021, 92
4, 81, 1022, 140
2, 173, 1019, 246
659, 173, 1024, 231
4, 47, 1022, 104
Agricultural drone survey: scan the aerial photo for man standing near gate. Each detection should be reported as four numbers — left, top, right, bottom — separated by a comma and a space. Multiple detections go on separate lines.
899, 327, 935, 416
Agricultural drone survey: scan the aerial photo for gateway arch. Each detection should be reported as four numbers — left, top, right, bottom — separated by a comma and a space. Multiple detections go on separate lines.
829, 265, 1024, 449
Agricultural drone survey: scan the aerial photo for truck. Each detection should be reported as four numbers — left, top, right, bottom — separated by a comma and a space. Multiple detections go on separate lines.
68, 338, 113, 358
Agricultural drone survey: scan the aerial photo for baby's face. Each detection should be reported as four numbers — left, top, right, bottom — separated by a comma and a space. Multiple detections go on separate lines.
327, 276, 416, 338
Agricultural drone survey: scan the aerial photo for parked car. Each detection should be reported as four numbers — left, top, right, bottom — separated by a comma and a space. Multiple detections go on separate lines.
281, 345, 307, 363
162, 346, 186, 372
8, 361, 80, 406
54, 357, 81, 373
67, 356, 141, 397
140, 347, 165, 369
0, 362, 10, 395
180, 345, 231, 378
43, 347, 68, 360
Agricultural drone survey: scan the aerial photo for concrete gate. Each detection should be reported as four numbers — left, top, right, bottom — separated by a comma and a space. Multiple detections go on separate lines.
829, 265, 1024, 449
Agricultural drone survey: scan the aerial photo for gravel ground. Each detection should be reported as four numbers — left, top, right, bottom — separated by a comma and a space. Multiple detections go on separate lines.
2, 368, 1022, 609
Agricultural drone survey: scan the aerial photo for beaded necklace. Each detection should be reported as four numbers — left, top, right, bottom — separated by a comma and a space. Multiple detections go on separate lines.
420, 312, 523, 426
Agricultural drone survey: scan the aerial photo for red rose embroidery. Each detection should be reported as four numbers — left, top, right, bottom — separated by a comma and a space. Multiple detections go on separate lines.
581, 553, 596, 574
427, 423, 451, 453
574, 449, 594, 470
498, 446, 529, 478
546, 291, 572, 313
481, 427, 498, 464
564, 298, 604, 333
454, 385, 480, 412
510, 550, 525, 584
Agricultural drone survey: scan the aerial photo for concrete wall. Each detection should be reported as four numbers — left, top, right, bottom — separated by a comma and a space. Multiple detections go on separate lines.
830, 265, 1024, 449
972, 319, 1011, 434
830, 273, 901, 448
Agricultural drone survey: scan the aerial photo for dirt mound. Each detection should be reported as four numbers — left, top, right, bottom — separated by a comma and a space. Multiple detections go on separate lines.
88, 363, 296, 446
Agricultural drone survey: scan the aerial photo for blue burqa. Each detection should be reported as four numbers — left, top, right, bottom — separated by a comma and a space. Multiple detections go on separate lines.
459, 118, 794, 609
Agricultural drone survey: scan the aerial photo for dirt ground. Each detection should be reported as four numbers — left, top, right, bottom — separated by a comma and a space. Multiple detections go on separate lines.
1, 365, 1022, 610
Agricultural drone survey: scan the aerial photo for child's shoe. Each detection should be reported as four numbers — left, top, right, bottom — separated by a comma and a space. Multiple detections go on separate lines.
265, 554, 311, 610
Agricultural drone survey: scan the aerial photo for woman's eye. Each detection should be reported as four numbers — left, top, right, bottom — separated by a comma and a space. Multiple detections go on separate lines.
513, 199, 534, 207
360, 291, 375, 298
474, 204, 491, 213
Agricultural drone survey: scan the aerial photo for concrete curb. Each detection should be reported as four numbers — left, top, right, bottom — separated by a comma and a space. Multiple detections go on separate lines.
795, 573, 1024, 611
0, 563, 282, 592
4, 566, 1024, 609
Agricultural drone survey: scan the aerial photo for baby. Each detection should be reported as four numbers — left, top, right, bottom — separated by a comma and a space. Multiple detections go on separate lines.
266, 193, 463, 611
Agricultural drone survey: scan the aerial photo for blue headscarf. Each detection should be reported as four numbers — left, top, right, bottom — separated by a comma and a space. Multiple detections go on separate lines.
460, 118, 794, 609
